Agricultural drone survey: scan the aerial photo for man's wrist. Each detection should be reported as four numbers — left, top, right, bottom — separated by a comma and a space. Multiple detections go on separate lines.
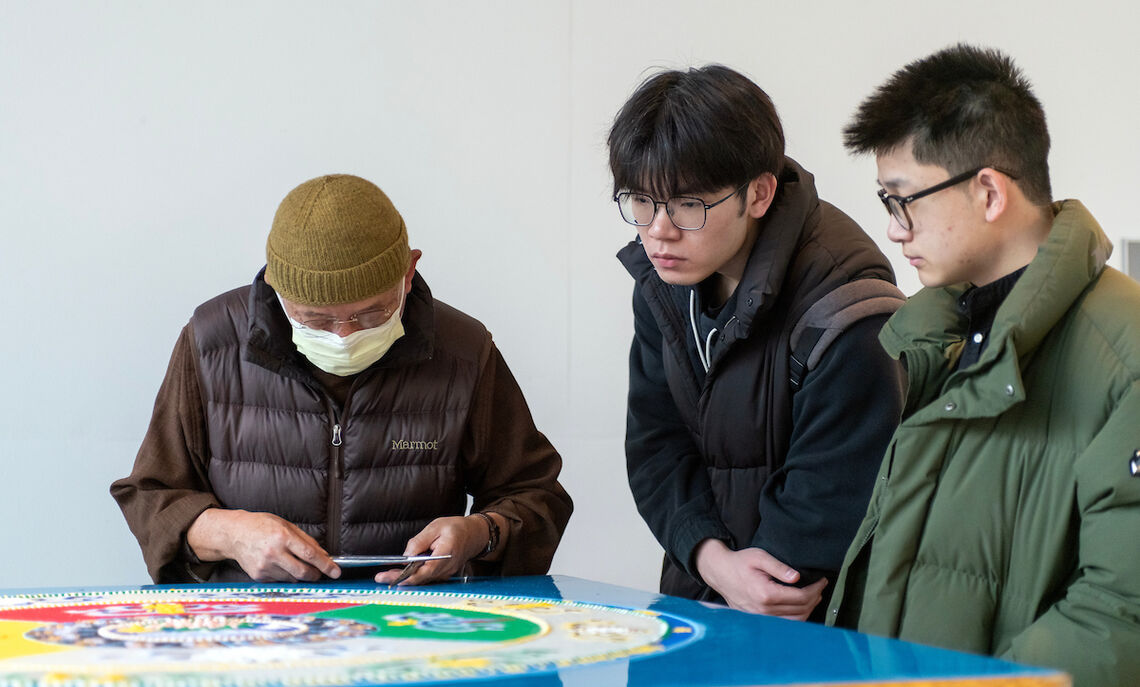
693, 538, 731, 585
186, 507, 238, 563
470, 512, 500, 560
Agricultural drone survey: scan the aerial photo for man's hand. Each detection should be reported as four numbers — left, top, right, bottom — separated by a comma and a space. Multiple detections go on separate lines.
374, 513, 503, 586
694, 539, 826, 620
186, 509, 340, 582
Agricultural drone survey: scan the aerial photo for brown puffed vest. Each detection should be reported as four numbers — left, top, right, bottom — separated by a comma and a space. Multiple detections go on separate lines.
189, 275, 484, 579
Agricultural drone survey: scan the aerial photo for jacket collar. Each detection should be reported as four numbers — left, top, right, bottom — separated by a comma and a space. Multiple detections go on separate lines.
243, 267, 436, 380
732, 157, 818, 332
882, 200, 1111, 421
996, 200, 1111, 358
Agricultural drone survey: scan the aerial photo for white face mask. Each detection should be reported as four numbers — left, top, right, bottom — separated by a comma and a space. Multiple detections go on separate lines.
279, 288, 406, 376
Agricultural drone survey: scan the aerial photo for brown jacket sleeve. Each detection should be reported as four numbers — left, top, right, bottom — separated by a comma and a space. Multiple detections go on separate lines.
463, 344, 573, 576
110, 324, 220, 582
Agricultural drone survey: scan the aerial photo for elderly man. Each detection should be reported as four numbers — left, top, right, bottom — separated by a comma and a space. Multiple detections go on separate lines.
112, 174, 572, 585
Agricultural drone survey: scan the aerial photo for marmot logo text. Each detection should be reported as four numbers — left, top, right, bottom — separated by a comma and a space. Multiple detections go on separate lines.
391, 439, 440, 450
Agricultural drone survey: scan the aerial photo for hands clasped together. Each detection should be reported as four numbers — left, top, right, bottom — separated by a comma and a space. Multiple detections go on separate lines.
694, 539, 827, 621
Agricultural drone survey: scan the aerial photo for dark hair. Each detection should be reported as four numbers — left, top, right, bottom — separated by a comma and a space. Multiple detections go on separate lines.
844, 44, 1052, 205
607, 64, 784, 199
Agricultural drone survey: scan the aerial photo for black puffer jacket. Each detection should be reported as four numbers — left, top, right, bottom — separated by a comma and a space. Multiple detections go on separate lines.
618, 158, 904, 604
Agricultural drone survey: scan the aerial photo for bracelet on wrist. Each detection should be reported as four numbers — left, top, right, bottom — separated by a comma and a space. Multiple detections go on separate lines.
471, 511, 499, 560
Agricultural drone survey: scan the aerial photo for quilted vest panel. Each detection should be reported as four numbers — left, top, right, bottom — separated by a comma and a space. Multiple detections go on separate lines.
191, 287, 476, 562
649, 208, 895, 598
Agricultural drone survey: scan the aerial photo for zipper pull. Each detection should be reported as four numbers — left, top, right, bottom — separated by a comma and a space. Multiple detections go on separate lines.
331, 424, 342, 447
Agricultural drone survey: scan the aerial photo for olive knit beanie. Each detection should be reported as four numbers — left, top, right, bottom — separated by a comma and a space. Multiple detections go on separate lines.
265, 174, 410, 306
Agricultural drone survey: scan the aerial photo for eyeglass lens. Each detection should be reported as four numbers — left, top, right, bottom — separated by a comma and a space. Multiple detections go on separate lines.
618, 193, 707, 230
302, 307, 392, 331
885, 196, 909, 230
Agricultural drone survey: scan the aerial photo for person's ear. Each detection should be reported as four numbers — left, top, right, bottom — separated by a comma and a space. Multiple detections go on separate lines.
976, 168, 1009, 223
746, 173, 778, 219
404, 249, 423, 293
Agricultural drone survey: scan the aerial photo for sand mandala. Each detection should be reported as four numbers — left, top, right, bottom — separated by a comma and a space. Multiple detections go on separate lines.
0, 586, 700, 686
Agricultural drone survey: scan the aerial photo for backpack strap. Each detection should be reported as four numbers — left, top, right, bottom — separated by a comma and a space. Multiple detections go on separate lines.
789, 279, 906, 392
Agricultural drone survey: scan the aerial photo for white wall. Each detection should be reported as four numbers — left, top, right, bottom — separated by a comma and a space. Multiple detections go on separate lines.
1, 1, 1136, 590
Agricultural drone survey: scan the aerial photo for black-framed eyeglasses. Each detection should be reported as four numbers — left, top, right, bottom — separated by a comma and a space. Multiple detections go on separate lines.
614, 182, 748, 231
878, 166, 1018, 231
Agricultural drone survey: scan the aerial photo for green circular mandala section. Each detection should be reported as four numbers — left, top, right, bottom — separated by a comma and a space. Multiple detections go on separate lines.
315, 603, 540, 642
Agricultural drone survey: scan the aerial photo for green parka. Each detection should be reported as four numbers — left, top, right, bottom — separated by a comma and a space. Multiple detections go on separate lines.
827, 200, 1140, 687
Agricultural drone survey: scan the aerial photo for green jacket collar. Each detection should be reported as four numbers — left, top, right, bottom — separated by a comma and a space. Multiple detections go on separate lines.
881, 200, 1111, 422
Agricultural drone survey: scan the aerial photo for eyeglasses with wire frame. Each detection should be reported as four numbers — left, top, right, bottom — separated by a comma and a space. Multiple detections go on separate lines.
614, 182, 749, 231
878, 166, 1018, 231
297, 305, 395, 332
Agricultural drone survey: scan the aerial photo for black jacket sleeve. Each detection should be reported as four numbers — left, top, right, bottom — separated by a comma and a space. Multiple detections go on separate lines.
625, 286, 732, 578
749, 314, 904, 580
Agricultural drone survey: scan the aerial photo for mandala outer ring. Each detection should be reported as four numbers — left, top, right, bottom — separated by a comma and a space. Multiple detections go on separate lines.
0, 587, 702, 686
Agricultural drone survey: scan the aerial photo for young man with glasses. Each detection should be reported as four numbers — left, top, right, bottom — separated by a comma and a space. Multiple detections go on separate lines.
826, 45, 1140, 685
111, 174, 572, 585
609, 65, 906, 621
